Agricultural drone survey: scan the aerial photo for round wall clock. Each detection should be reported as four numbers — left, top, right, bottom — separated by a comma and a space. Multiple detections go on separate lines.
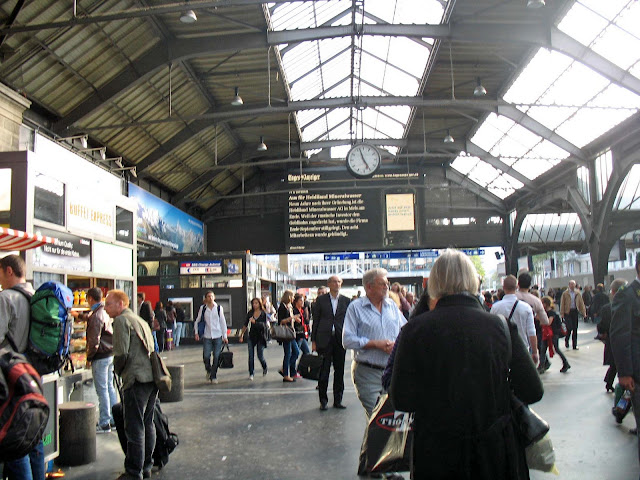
346, 143, 381, 179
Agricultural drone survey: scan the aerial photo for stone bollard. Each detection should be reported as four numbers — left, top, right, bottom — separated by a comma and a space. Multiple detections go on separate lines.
158, 364, 184, 403
57, 401, 96, 466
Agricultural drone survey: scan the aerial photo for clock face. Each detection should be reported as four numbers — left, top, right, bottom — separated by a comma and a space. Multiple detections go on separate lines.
346, 144, 381, 178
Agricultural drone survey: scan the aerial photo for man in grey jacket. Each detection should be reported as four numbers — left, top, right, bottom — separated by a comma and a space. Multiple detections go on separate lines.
106, 289, 156, 480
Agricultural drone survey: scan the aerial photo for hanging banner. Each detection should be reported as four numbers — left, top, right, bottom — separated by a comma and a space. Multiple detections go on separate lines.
32, 227, 91, 272
128, 183, 204, 253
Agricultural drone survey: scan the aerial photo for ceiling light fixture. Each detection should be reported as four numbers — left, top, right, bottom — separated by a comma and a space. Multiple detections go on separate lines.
443, 130, 455, 144
57, 134, 88, 149
257, 136, 267, 152
473, 77, 487, 97
231, 87, 243, 106
527, 0, 545, 8
180, 10, 197, 23
79, 147, 107, 160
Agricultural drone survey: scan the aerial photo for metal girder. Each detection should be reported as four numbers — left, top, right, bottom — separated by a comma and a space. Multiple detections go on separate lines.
55, 23, 639, 131
550, 29, 640, 98
301, 138, 407, 150
463, 141, 533, 188
496, 105, 586, 161
444, 168, 505, 211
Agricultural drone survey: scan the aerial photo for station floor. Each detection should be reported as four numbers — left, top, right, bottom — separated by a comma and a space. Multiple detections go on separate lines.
58, 320, 639, 480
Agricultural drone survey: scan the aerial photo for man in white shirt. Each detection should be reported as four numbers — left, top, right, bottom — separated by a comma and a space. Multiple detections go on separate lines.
194, 291, 228, 384
491, 275, 538, 366
516, 272, 549, 370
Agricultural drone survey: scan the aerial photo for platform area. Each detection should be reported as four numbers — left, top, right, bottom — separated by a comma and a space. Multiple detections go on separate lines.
58, 321, 638, 480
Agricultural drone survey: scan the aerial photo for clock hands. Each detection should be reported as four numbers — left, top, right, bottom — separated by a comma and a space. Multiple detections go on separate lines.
359, 150, 371, 171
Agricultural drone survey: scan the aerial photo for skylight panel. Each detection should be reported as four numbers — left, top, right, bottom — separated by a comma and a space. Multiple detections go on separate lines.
331, 145, 351, 158
492, 123, 540, 158
526, 106, 578, 131
558, 2, 609, 47
317, 38, 351, 62
386, 38, 431, 77
511, 158, 554, 180
470, 113, 514, 152
451, 155, 478, 176
592, 24, 640, 71
488, 174, 523, 199
529, 140, 568, 162
503, 50, 572, 104
616, 1, 640, 34
579, 0, 631, 19
556, 106, 635, 147
615, 164, 640, 210
290, 72, 323, 101
589, 83, 640, 109
540, 62, 609, 106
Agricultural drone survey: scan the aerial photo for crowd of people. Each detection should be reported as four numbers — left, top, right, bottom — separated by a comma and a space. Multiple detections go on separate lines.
3, 248, 640, 480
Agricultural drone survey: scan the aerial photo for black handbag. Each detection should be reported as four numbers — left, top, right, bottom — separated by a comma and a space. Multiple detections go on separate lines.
498, 313, 550, 447
297, 353, 324, 380
218, 344, 234, 369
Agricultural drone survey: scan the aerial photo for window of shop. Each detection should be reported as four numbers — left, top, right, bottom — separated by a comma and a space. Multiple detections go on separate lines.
34, 174, 64, 226
33, 271, 64, 290
116, 207, 133, 244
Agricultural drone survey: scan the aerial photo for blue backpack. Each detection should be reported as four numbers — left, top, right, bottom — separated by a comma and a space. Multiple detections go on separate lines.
11, 281, 74, 375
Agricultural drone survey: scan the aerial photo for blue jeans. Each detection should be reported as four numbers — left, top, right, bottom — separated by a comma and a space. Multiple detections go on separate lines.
3, 440, 45, 480
174, 322, 184, 347
282, 339, 299, 377
247, 337, 267, 375
203, 336, 223, 379
151, 331, 159, 352
122, 381, 157, 479
296, 338, 310, 355
92, 356, 118, 427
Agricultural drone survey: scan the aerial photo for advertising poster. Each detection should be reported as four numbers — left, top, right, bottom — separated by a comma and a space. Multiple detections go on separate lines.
33, 227, 91, 272
128, 183, 204, 253
385, 193, 415, 231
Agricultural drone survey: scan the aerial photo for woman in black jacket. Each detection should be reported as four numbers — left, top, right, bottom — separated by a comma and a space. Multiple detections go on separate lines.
390, 249, 543, 480
154, 301, 167, 352
277, 290, 300, 383
239, 297, 268, 380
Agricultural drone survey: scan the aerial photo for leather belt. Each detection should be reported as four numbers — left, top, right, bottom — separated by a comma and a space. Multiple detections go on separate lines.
357, 361, 385, 371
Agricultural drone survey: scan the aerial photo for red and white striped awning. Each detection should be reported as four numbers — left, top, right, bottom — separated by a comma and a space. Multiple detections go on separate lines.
0, 227, 56, 251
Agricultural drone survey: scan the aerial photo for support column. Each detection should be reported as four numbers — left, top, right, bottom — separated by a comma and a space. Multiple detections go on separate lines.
0, 84, 31, 151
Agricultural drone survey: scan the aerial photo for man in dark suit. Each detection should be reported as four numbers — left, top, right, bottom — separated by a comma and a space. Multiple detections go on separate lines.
312, 275, 350, 411
611, 252, 640, 462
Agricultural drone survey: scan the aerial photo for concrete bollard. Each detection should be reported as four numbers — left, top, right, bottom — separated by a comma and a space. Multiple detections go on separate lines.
57, 401, 96, 466
158, 364, 184, 403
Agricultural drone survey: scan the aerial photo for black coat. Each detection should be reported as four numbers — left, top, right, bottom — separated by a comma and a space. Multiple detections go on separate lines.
244, 310, 268, 345
390, 294, 543, 480
611, 279, 640, 378
598, 303, 614, 366
311, 293, 350, 350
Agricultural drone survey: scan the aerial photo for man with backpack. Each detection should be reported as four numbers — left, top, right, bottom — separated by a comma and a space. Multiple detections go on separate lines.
72, 287, 117, 434
0, 254, 45, 480
105, 289, 157, 480
194, 291, 228, 384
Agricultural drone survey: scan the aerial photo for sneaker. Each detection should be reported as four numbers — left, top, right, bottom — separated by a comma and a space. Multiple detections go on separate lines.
294, 373, 302, 379
249, 375, 254, 381
212, 378, 219, 384
560, 365, 571, 373
96, 424, 111, 434
263, 368, 268, 377
110, 420, 117, 431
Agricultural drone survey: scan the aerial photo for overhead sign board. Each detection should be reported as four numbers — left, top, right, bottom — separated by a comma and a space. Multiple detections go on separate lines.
364, 250, 439, 260
180, 261, 222, 275
33, 227, 91, 272
461, 249, 485, 256
324, 253, 360, 261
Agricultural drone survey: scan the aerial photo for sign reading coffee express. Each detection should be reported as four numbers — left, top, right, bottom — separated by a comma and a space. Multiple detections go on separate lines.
32, 227, 91, 272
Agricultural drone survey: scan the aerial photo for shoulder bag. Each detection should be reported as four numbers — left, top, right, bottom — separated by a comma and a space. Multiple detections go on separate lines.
270, 324, 295, 341
134, 323, 172, 393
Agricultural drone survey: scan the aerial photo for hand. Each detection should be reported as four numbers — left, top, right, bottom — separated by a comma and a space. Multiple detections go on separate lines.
195, 333, 200, 342
239, 334, 244, 343
223, 337, 229, 344
531, 352, 540, 367
312, 341, 316, 352
620, 376, 635, 392
250, 318, 256, 324
70, 310, 80, 319
378, 339, 394, 354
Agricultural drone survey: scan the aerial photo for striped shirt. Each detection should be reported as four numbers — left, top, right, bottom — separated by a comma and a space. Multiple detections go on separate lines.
342, 295, 406, 367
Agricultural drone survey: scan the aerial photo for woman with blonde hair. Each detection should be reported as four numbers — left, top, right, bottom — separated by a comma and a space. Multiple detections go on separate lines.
277, 290, 300, 382
391, 249, 542, 479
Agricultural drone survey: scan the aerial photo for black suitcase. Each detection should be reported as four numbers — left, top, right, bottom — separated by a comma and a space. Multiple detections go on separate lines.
297, 353, 324, 381
218, 344, 234, 369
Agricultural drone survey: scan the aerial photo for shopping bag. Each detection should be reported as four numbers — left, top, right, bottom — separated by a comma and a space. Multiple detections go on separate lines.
358, 393, 413, 475
297, 353, 323, 380
525, 433, 559, 474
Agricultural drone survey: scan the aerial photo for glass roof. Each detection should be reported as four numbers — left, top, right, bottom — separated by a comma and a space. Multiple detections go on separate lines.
451, 0, 640, 198
614, 164, 640, 210
270, 0, 444, 154
518, 213, 585, 244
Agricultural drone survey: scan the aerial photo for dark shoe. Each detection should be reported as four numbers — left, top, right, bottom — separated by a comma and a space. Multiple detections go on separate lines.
320, 402, 328, 411
560, 365, 571, 373
263, 368, 268, 376
573, 346, 579, 350
96, 424, 112, 434
630, 428, 638, 435
115, 474, 138, 480
606, 385, 615, 393
333, 403, 347, 409
143, 471, 152, 479
565, 343, 569, 349
278, 369, 284, 377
